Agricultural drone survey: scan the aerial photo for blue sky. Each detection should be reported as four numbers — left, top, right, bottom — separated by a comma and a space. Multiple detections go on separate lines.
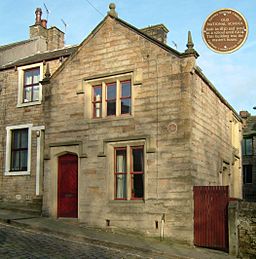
0, 0, 255, 114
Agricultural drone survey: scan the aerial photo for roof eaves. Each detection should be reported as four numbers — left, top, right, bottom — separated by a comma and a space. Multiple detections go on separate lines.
244, 131, 256, 137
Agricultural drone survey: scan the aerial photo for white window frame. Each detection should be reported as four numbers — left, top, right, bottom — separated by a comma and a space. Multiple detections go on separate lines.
5, 124, 33, 176
17, 62, 44, 107
84, 73, 133, 119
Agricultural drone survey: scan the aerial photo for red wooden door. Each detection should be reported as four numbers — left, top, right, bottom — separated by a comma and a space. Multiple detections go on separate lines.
58, 154, 78, 218
194, 186, 229, 252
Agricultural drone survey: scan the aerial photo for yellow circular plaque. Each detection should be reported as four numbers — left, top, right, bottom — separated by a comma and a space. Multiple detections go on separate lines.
202, 8, 248, 53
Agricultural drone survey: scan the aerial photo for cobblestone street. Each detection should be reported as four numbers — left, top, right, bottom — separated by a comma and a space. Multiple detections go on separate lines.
0, 223, 165, 259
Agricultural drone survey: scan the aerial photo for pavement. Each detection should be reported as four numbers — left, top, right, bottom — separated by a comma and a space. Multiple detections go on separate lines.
0, 209, 235, 259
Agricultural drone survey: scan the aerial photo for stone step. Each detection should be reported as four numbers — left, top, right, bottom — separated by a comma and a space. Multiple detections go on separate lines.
0, 199, 43, 216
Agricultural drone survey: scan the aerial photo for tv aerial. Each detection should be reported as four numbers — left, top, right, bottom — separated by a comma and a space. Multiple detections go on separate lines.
61, 19, 68, 33
43, 3, 50, 21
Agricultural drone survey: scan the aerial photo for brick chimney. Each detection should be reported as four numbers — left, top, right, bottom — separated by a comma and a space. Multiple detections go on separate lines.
35, 8, 42, 24
47, 26, 65, 50
29, 7, 64, 51
41, 19, 47, 28
240, 111, 250, 119
140, 24, 169, 44
30, 8, 47, 39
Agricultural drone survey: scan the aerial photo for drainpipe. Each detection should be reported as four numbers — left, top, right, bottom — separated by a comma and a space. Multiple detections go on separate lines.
160, 213, 166, 240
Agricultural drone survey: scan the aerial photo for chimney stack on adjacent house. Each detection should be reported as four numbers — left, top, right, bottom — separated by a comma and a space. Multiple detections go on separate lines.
240, 111, 250, 119
30, 7, 64, 51
140, 24, 169, 44
35, 8, 42, 25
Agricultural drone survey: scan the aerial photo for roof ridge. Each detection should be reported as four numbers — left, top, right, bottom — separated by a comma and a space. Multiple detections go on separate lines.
0, 39, 35, 50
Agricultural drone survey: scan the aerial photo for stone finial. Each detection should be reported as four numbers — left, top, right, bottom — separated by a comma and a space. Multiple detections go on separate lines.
45, 63, 51, 78
108, 3, 118, 18
186, 31, 194, 49
185, 31, 199, 58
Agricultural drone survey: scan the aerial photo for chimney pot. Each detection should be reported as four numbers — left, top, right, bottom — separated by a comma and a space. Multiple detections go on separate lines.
41, 19, 47, 28
35, 8, 42, 25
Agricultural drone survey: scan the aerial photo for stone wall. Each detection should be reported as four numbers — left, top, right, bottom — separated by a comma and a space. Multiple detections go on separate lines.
190, 71, 242, 198
0, 59, 64, 211
229, 201, 256, 258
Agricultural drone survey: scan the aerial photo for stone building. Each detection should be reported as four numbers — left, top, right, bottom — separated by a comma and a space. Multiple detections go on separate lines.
0, 4, 242, 244
0, 8, 77, 213
41, 4, 242, 244
240, 111, 256, 201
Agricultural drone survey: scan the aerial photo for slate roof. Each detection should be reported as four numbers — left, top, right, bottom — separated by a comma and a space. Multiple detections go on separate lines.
0, 39, 35, 51
0, 45, 78, 70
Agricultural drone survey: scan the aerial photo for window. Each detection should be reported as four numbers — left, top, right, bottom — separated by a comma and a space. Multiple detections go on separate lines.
106, 83, 117, 116
92, 85, 102, 118
242, 138, 253, 155
243, 165, 253, 184
5, 125, 32, 175
115, 148, 127, 199
23, 68, 40, 103
11, 129, 28, 171
114, 146, 144, 200
131, 147, 144, 199
120, 80, 131, 115
86, 74, 132, 119
17, 63, 43, 107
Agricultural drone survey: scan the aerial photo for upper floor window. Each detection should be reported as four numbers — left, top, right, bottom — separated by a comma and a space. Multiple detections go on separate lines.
106, 82, 117, 116
17, 63, 43, 107
88, 74, 132, 119
243, 165, 253, 184
24, 67, 40, 103
120, 80, 131, 115
242, 138, 253, 156
92, 85, 102, 118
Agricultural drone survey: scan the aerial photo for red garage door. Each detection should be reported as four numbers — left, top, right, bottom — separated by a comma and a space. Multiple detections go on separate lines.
194, 186, 229, 252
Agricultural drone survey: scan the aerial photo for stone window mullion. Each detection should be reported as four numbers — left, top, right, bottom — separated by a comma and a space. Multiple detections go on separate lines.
102, 82, 106, 117
116, 80, 121, 116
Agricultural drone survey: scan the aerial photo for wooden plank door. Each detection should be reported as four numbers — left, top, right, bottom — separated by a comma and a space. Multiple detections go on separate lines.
58, 154, 78, 218
194, 186, 229, 252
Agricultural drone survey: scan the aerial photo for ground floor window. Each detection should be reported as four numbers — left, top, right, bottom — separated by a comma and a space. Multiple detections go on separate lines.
114, 146, 144, 200
11, 128, 28, 171
5, 124, 32, 175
